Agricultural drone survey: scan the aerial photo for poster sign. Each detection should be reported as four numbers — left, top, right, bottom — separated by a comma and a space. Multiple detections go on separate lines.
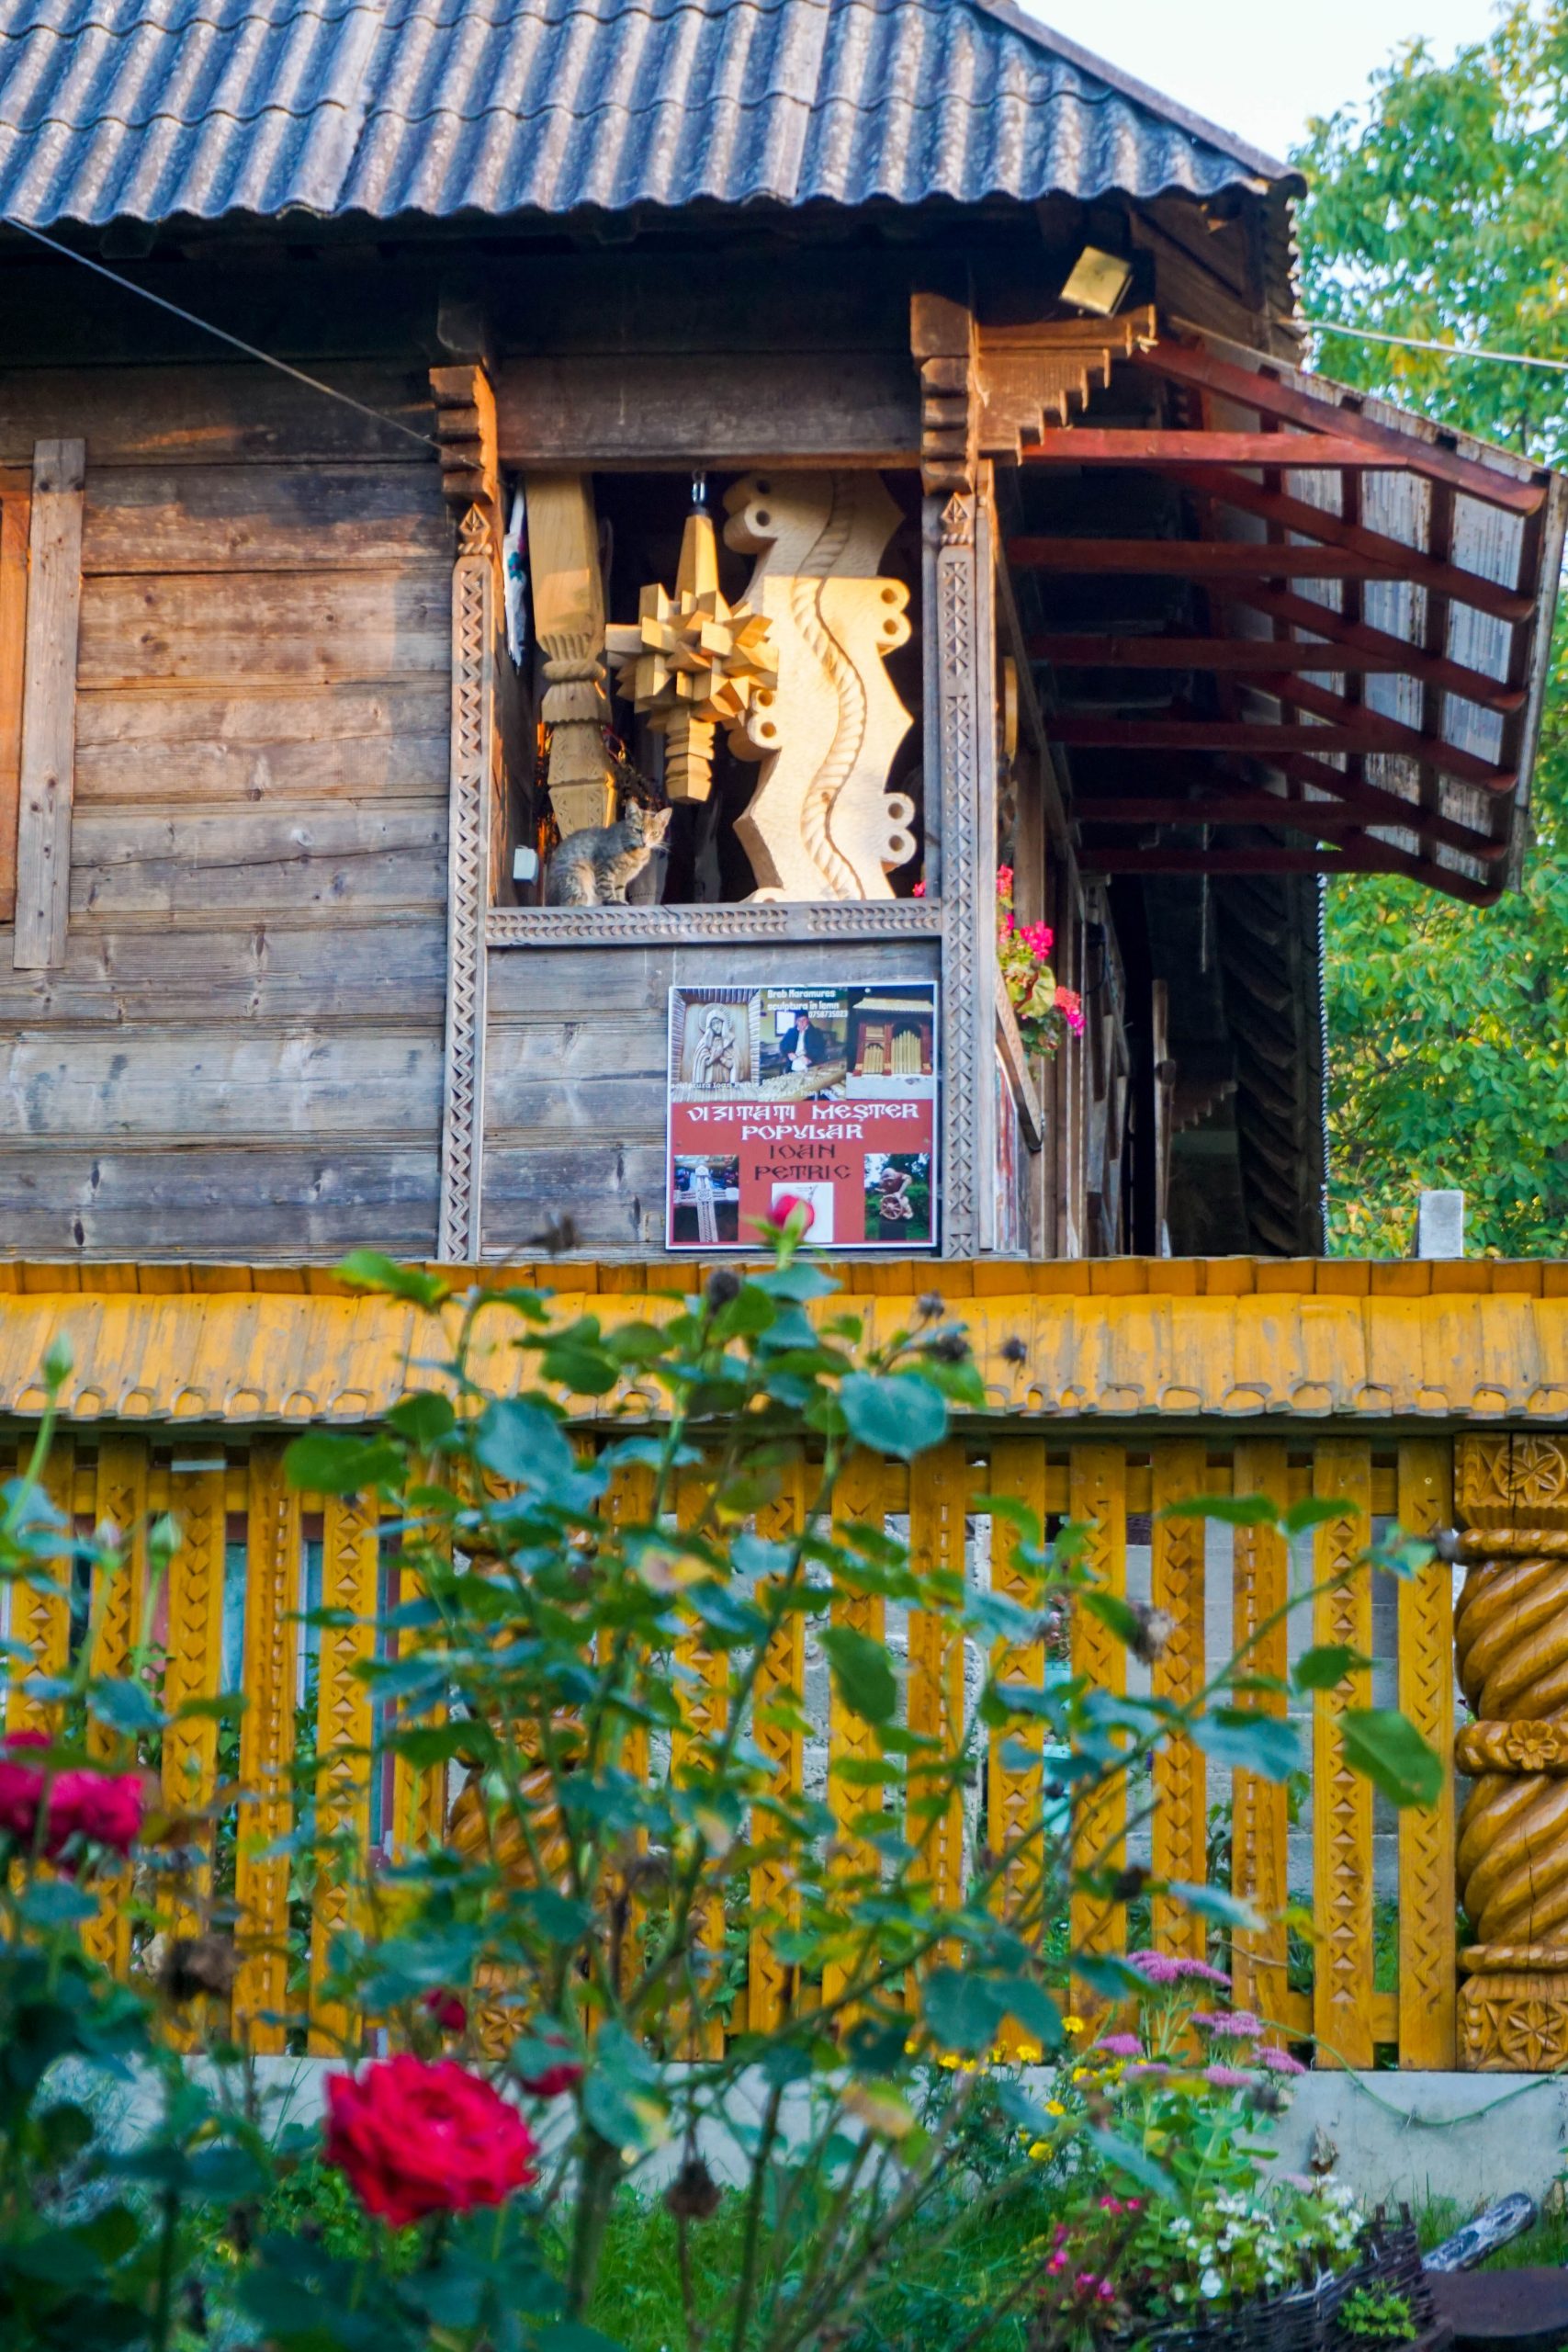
667, 981, 939, 1250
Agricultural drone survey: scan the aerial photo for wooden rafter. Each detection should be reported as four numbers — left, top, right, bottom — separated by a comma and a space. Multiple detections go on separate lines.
1085, 841, 1503, 904
1246, 671, 1514, 790
1034, 633, 1427, 677
1164, 466, 1532, 626
1022, 430, 1423, 469
1133, 340, 1549, 518
1010, 538, 1462, 582
1217, 588, 1525, 715
1049, 711, 1517, 787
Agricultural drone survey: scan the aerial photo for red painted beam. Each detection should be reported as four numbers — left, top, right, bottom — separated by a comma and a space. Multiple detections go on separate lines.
1167, 466, 1534, 626
1269, 753, 1509, 862
1032, 633, 1413, 673
1133, 340, 1548, 518
1078, 796, 1393, 829
1247, 671, 1515, 790
1219, 585, 1527, 714
1082, 840, 1503, 905
1021, 429, 1411, 469
1049, 716, 1515, 774
1008, 538, 1409, 580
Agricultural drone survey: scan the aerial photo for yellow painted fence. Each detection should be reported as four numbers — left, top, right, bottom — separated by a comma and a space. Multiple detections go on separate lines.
0, 1428, 1458, 2069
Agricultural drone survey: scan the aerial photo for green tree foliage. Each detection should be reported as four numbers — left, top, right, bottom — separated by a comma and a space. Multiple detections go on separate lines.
1293, 5, 1568, 1254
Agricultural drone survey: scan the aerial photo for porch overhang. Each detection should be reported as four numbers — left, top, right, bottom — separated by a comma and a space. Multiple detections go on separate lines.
5, 1259, 1568, 1426
995, 321, 1567, 904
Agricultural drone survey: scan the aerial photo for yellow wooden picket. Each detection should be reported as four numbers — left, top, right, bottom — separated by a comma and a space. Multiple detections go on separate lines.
0, 1426, 1462, 2069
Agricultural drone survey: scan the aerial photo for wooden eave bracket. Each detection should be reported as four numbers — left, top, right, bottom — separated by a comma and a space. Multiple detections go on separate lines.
430, 362, 500, 538
976, 305, 1158, 460
911, 290, 979, 496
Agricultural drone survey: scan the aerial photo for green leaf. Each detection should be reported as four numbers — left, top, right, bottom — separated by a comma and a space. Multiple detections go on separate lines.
840, 1372, 948, 1461
472, 1396, 577, 1487
1160, 1493, 1280, 1525
1186, 1708, 1303, 1781
285, 1430, 403, 1496
1293, 1644, 1371, 1692
337, 1250, 448, 1308
921, 1967, 1010, 2052
86, 1677, 165, 1734
1341, 1709, 1444, 1808
19, 1882, 100, 1928
1085, 2127, 1175, 2200
537, 2326, 631, 2352
1166, 1882, 1262, 1930
821, 1623, 897, 1725
1282, 1497, 1349, 1536
386, 1392, 457, 1447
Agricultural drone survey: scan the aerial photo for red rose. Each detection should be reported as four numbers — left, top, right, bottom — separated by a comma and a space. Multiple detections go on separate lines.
0, 1732, 50, 1841
324, 2057, 538, 2229
422, 1987, 468, 2034
516, 2036, 583, 2098
49, 1770, 142, 1857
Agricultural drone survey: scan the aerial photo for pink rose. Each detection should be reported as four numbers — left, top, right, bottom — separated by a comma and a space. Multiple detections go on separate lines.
49, 1770, 142, 1856
0, 1731, 50, 1840
421, 1988, 468, 2034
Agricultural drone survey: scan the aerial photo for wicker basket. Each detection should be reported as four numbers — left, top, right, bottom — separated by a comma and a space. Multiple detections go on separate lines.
1129, 2213, 1448, 2352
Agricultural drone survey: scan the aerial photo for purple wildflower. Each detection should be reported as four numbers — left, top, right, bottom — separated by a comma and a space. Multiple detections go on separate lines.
1125, 1949, 1230, 1988
1096, 2033, 1143, 2058
1190, 2009, 1261, 2038
1256, 2045, 1308, 2076
1203, 2064, 1253, 2089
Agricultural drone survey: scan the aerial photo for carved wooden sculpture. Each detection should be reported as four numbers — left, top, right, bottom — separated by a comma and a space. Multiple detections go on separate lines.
722, 472, 918, 901
1454, 1433, 1568, 2067
525, 473, 616, 838
606, 500, 775, 802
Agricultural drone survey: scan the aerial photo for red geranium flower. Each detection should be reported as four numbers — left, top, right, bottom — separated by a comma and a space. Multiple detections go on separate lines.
324, 2056, 538, 2229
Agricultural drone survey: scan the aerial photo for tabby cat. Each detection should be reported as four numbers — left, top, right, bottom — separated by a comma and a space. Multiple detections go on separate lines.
544, 801, 671, 906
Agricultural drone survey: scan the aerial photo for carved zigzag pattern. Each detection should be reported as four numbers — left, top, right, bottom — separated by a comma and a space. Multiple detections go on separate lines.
1313, 1445, 1373, 2067
1069, 1446, 1126, 2004
1229, 1441, 1290, 2018
1150, 1442, 1207, 1958
438, 545, 491, 1261
936, 494, 979, 1256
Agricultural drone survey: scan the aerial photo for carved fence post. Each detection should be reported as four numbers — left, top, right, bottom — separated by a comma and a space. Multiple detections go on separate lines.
1455, 1433, 1568, 2067
914, 293, 995, 1257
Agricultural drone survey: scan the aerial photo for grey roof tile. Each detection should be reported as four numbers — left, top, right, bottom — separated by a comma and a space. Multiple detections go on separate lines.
0, 0, 1299, 229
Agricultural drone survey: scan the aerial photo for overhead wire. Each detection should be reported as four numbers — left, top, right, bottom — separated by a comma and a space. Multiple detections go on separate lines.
1302, 315, 1568, 378
0, 214, 442, 451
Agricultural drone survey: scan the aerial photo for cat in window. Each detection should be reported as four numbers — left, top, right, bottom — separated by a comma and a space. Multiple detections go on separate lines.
544, 801, 671, 906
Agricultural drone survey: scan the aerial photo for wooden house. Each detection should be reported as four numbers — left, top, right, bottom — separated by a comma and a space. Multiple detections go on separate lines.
6, 0, 1568, 2084
1, 0, 1557, 1268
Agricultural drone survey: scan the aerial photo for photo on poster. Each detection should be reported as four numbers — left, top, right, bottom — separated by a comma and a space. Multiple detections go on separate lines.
666, 982, 939, 1250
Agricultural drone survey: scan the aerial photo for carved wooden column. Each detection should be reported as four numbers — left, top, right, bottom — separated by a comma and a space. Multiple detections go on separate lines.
432, 366, 501, 1261
1454, 1433, 1568, 2067
914, 292, 996, 1257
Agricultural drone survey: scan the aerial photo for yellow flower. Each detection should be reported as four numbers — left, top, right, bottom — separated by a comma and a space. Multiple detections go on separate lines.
1015, 2041, 1043, 2065
1062, 2015, 1085, 2036
1027, 2141, 1052, 2161
1071, 2066, 1088, 2083
938, 2054, 960, 2072
1045, 2099, 1066, 2117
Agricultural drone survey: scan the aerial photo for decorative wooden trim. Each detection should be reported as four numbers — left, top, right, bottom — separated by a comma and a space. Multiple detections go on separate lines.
1312, 1441, 1375, 2069
437, 503, 494, 1261
908, 1440, 972, 1914
933, 487, 985, 1256
83, 1434, 149, 1970
747, 1458, 807, 2033
6, 1430, 73, 1735
1397, 1438, 1457, 2069
1069, 1442, 1127, 2022
430, 364, 500, 529
234, 1436, 300, 2052
1229, 1439, 1290, 2022
308, 1488, 379, 2053
13, 438, 85, 971
976, 309, 1157, 459
911, 292, 977, 498
486, 899, 942, 947
1149, 1440, 1208, 1959
0, 468, 32, 924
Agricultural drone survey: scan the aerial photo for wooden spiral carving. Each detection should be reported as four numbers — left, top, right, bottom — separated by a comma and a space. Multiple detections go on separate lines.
1453, 1434, 1568, 2069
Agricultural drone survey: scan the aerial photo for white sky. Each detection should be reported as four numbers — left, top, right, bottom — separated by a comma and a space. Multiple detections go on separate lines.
1022, 0, 1507, 164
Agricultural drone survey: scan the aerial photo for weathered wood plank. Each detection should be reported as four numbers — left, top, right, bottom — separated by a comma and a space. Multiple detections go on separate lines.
70, 801, 445, 920
0, 917, 446, 1027
14, 438, 85, 969
0, 470, 30, 920
75, 681, 449, 802
494, 352, 920, 468
77, 570, 449, 686
485, 938, 939, 1017
4, 1026, 444, 1139
0, 366, 434, 467
0, 1144, 438, 1258
481, 1143, 667, 1255
83, 465, 449, 573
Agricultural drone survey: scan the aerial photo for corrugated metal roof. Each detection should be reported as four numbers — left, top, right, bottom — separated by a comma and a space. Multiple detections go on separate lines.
0, 0, 1301, 230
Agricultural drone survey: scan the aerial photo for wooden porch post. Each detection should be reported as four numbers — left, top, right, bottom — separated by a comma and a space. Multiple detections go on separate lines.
1455, 1433, 1568, 2067
915, 294, 996, 1257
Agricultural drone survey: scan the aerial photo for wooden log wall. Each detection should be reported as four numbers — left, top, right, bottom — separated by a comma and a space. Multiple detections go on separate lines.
0, 362, 452, 1258
482, 938, 942, 1254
